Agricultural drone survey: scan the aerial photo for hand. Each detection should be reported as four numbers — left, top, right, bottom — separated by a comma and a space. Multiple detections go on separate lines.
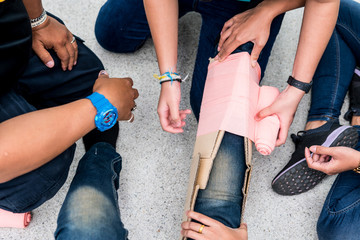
255, 86, 304, 146
181, 211, 248, 240
32, 16, 78, 71
305, 146, 360, 175
93, 71, 139, 121
217, 6, 272, 66
157, 82, 191, 133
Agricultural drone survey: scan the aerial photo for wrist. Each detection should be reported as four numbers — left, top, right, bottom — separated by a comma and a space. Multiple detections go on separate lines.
353, 153, 360, 174
30, 9, 49, 29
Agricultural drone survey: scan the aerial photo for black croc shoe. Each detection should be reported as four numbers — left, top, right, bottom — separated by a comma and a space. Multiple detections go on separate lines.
272, 119, 358, 196
344, 67, 360, 122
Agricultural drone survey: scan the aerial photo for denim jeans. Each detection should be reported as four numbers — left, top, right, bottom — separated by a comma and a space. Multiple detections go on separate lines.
317, 127, 360, 240
95, 0, 284, 119
96, 0, 284, 229
55, 143, 128, 240
0, 11, 118, 213
307, 0, 360, 122
308, 0, 360, 239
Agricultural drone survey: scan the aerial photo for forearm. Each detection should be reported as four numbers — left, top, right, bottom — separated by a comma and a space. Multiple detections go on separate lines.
22, 0, 43, 19
0, 99, 96, 183
258, 0, 306, 19
143, 0, 178, 73
292, 0, 339, 83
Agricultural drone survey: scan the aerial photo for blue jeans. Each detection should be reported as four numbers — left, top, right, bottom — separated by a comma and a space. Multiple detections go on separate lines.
95, 0, 284, 119
0, 11, 118, 213
308, 0, 360, 122
95, 0, 284, 229
306, 0, 360, 239
55, 143, 128, 240
317, 128, 360, 240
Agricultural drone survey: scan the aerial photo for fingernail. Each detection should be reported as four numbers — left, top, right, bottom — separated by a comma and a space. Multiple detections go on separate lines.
251, 60, 257, 67
74, 61, 77, 65
217, 46, 220, 51
310, 146, 316, 152
99, 70, 108, 76
45, 61, 54, 68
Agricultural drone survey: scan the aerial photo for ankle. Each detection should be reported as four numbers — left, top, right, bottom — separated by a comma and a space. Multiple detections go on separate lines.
351, 116, 360, 126
305, 120, 327, 131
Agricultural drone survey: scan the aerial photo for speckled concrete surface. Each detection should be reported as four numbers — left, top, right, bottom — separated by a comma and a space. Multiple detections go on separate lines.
0, 1, 351, 240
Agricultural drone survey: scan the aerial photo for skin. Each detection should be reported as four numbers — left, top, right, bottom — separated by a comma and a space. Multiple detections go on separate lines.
305, 146, 360, 175
255, 0, 340, 146
0, 71, 139, 183
22, 0, 78, 71
144, 0, 339, 142
181, 211, 248, 240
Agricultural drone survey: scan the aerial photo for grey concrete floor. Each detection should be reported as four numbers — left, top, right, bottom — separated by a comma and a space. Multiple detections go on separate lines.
0, 1, 351, 239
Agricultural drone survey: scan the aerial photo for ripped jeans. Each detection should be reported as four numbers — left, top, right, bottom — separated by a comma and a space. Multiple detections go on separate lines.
55, 143, 128, 240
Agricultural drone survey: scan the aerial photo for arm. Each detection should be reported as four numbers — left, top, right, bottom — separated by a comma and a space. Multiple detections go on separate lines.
181, 211, 248, 240
143, 0, 191, 133
22, 0, 77, 71
256, 0, 339, 145
218, 0, 306, 64
0, 72, 139, 183
305, 146, 360, 175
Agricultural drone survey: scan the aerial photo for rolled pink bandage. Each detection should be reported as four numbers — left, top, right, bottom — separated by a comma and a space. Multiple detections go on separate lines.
197, 52, 280, 155
0, 209, 31, 228
255, 86, 280, 155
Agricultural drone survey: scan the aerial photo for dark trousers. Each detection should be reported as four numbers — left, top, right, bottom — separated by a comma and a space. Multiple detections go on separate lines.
0, 12, 118, 213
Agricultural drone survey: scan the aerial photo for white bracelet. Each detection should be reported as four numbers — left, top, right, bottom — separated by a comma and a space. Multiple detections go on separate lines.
30, 9, 47, 28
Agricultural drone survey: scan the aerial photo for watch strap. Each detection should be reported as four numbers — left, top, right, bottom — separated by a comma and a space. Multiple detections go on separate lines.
287, 76, 312, 94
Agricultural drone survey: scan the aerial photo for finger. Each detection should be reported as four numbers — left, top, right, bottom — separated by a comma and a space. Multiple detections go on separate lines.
239, 223, 247, 231
187, 211, 219, 227
65, 42, 75, 71
275, 123, 288, 146
98, 70, 109, 78
133, 89, 139, 99
169, 104, 181, 127
309, 146, 333, 156
312, 153, 320, 162
250, 42, 263, 68
181, 230, 206, 240
218, 26, 233, 51
124, 77, 134, 86
54, 44, 70, 71
181, 221, 204, 233
217, 36, 243, 61
71, 37, 78, 65
33, 42, 55, 68
158, 111, 183, 133
126, 112, 134, 123
255, 106, 272, 121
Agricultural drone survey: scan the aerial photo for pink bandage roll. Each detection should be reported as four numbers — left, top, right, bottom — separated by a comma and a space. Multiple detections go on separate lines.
0, 209, 31, 228
255, 86, 280, 155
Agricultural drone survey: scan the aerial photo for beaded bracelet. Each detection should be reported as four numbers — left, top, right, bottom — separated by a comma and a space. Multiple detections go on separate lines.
30, 9, 47, 28
154, 71, 182, 85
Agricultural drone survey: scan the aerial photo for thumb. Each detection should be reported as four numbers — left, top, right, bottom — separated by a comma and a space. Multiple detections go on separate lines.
309, 146, 333, 156
98, 70, 109, 78
169, 103, 181, 127
255, 106, 272, 121
250, 43, 262, 68
33, 42, 54, 68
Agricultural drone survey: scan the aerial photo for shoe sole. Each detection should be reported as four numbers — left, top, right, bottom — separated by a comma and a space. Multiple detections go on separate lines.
272, 126, 358, 196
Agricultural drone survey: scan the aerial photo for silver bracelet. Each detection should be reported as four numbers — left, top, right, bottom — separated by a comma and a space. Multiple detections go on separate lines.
30, 9, 47, 28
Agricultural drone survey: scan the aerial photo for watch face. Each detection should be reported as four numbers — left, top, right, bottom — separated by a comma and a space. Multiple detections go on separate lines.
101, 110, 117, 126
95, 109, 118, 132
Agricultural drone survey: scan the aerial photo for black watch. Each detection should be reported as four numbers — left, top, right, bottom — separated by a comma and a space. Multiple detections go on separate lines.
287, 76, 312, 94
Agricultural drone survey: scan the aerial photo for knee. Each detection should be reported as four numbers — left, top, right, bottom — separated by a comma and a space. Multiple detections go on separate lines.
317, 214, 356, 240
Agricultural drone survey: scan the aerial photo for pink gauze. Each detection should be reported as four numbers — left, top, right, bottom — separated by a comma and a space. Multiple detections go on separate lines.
0, 209, 31, 228
197, 52, 280, 155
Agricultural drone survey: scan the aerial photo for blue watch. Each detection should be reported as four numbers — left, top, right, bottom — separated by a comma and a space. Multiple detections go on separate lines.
86, 92, 118, 132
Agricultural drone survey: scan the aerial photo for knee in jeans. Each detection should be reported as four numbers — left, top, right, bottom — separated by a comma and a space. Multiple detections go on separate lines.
317, 216, 349, 240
